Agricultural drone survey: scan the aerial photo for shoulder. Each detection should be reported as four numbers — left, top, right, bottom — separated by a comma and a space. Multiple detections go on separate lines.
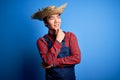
37, 37, 44, 42
36, 34, 48, 45
65, 31, 76, 38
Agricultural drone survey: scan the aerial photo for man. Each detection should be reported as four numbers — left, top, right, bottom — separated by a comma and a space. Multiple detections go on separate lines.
32, 3, 81, 80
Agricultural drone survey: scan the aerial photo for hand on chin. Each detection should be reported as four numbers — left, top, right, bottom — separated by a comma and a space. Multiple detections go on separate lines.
53, 28, 60, 35
49, 28, 60, 36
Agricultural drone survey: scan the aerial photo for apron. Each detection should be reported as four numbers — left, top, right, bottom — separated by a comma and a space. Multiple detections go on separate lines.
44, 36, 75, 80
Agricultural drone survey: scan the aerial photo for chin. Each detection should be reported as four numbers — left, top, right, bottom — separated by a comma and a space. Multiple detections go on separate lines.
54, 27, 60, 30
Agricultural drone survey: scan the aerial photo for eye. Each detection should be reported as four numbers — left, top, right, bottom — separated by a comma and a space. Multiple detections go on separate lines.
48, 16, 54, 20
57, 15, 60, 19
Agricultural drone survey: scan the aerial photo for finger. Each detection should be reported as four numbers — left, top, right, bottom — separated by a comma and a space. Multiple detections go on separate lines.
41, 63, 47, 67
44, 65, 51, 69
55, 29, 59, 35
57, 29, 59, 33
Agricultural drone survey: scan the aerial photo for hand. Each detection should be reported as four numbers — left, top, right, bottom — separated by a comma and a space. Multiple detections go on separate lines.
56, 29, 65, 43
41, 62, 53, 69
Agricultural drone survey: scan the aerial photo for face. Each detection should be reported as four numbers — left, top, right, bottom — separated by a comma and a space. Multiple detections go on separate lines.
45, 14, 61, 31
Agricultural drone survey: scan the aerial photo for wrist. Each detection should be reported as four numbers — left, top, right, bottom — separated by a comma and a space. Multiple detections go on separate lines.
56, 39, 62, 43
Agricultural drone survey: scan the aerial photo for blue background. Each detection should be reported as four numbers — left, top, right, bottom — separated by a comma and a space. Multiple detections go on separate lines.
0, 0, 120, 80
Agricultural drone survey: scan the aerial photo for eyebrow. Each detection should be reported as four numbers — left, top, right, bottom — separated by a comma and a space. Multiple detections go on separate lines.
48, 14, 60, 18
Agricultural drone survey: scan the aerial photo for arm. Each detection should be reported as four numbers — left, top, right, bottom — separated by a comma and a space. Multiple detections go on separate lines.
55, 32, 81, 66
37, 38, 62, 66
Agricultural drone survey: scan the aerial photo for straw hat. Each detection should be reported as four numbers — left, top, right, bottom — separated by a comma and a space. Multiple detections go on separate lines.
31, 3, 67, 21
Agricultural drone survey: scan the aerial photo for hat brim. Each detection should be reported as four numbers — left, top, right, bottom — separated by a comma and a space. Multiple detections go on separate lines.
32, 9, 63, 21
31, 3, 67, 21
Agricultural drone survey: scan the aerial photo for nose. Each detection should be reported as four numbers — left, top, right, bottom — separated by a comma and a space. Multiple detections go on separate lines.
54, 18, 59, 23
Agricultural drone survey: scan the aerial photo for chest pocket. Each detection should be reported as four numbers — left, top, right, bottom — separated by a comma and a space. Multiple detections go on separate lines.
44, 37, 71, 58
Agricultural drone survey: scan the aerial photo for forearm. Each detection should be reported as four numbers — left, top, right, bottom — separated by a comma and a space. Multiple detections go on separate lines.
54, 52, 81, 67
37, 39, 62, 65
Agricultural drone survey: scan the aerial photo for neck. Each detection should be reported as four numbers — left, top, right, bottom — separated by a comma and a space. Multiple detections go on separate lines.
48, 29, 56, 36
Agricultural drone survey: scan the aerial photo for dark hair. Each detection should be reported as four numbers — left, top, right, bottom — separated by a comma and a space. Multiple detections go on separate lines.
43, 17, 48, 27
43, 17, 47, 23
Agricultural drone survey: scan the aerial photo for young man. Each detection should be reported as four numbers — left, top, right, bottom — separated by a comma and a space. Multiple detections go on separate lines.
32, 3, 81, 80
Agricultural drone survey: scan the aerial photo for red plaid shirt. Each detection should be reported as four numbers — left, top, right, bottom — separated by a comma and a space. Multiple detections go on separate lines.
37, 32, 81, 67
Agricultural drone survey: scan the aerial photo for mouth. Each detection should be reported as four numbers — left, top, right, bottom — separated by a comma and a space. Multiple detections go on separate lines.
54, 24, 59, 27
54, 24, 60, 29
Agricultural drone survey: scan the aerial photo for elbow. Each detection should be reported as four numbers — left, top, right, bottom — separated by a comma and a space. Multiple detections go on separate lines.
78, 56, 81, 64
42, 56, 53, 65
76, 53, 81, 64
76, 57, 80, 64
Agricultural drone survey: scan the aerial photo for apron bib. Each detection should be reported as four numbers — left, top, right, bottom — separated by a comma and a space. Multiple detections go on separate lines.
44, 36, 75, 80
